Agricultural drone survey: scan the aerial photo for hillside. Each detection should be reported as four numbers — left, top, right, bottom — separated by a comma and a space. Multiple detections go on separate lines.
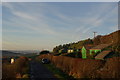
53, 30, 120, 54
53, 38, 93, 53
93, 30, 120, 45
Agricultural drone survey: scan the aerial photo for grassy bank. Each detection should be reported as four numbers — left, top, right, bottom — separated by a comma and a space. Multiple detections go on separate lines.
43, 63, 75, 80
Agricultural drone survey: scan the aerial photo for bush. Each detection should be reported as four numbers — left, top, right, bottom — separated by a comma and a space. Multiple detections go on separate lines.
2, 63, 16, 79
2, 56, 29, 79
40, 50, 50, 55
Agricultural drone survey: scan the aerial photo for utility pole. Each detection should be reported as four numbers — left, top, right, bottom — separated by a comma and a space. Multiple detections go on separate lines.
93, 32, 97, 39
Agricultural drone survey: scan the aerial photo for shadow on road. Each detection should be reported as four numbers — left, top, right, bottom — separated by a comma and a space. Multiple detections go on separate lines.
29, 60, 58, 80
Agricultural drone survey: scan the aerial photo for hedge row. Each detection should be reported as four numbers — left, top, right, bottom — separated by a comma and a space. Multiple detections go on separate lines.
37, 54, 114, 78
2, 56, 29, 79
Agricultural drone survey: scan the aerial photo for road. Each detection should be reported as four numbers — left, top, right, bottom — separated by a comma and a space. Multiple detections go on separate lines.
29, 60, 57, 80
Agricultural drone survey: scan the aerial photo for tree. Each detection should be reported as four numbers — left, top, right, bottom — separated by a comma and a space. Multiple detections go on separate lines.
40, 50, 50, 55
75, 52, 82, 58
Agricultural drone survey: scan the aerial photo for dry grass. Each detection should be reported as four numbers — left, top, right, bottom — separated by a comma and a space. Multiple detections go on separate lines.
2, 56, 29, 79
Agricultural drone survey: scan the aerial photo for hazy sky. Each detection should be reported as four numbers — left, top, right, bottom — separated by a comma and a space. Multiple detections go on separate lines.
2, 2, 118, 51
0, 3, 1, 50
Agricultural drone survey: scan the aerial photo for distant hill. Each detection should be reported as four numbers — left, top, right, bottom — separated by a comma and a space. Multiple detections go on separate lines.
2, 50, 22, 57
2, 50, 39, 58
8, 50, 40, 54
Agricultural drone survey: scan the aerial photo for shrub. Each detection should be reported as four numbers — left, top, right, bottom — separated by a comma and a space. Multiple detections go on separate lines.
40, 50, 50, 55
2, 63, 16, 79
2, 56, 29, 79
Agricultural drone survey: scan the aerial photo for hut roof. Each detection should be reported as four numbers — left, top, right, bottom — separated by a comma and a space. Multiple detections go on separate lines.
90, 44, 111, 50
95, 50, 111, 59
83, 44, 94, 50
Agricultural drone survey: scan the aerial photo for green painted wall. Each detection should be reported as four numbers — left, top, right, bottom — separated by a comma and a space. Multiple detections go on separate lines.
81, 46, 87, 59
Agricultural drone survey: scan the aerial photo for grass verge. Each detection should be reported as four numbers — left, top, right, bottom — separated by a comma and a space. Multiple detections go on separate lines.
42, 62, 75, 80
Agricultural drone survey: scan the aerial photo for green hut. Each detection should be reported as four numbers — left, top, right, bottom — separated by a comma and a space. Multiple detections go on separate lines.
89, 44, 111, 55
81, 44, 111, 59
81, 46, 87, 59
81, 45, 93, 59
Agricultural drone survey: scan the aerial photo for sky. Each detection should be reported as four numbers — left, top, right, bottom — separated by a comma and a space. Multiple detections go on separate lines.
2, 2, 118, 51
0, 2, 2, 51
1, 0, 120, 2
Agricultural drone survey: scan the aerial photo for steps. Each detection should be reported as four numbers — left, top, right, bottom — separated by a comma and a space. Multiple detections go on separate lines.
95, 50, 111, 59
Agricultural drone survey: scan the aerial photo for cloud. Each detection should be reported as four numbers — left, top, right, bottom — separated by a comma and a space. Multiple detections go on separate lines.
2, 2, 118, 50
42, 2, 117, 36
3, 2, 78, 37
13, 11, 36, 20
75, 3, 117, 33
3, 3, 58, 35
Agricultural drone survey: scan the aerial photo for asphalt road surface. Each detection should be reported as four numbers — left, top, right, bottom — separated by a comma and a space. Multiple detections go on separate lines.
30, 60, 57, 80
